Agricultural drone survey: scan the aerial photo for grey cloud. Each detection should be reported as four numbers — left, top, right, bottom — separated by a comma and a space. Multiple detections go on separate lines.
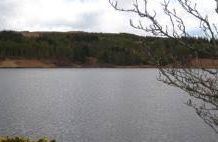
43, 11, 100, 30
64, 0, 97, 3
0, 0, 21, 29
76, 12, 100, 29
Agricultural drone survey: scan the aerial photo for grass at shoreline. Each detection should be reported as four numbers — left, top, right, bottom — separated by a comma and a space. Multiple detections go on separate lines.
0, 137, 55, 142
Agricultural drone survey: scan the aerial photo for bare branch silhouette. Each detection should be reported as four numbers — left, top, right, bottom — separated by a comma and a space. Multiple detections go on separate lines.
110, 0, 218, 133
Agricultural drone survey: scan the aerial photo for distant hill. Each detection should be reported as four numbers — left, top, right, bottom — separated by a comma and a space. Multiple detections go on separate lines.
0, 30, 217, 68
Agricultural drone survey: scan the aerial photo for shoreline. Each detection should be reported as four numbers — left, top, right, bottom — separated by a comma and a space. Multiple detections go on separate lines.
0, 58, 217, 69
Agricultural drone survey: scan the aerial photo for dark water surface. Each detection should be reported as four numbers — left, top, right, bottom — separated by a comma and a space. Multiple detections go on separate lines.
0, 69, 217, 142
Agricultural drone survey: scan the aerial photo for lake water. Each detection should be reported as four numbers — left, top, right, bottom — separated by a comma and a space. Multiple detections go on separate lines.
0, 69, 217, 142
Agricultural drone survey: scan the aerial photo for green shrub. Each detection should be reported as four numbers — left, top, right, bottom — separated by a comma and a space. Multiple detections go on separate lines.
0, 137, 55, 142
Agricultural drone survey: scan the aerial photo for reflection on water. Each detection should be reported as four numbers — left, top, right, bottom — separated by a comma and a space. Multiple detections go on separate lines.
0, 69, 217, 142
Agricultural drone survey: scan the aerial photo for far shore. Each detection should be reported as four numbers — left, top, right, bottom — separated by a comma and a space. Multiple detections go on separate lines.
0, 58, 217, 68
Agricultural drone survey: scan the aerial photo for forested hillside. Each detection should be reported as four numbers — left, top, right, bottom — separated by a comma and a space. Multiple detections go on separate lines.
0, 31, 216, 67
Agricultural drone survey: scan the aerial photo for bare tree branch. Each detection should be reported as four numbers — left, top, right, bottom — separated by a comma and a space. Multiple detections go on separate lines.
110, 0, 218, 133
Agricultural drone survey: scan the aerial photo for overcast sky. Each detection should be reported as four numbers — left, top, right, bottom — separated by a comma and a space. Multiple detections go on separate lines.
0, 0, 217, 36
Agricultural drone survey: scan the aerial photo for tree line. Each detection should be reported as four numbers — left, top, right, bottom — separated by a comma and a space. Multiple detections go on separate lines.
0, 31, 215, 66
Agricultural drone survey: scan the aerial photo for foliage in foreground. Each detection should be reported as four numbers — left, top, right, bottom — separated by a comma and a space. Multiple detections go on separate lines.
0, 137, 55, 142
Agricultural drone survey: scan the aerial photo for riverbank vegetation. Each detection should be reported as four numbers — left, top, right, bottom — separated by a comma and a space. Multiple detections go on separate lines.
0, 137, 55, 142
0, 31, 217, 67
